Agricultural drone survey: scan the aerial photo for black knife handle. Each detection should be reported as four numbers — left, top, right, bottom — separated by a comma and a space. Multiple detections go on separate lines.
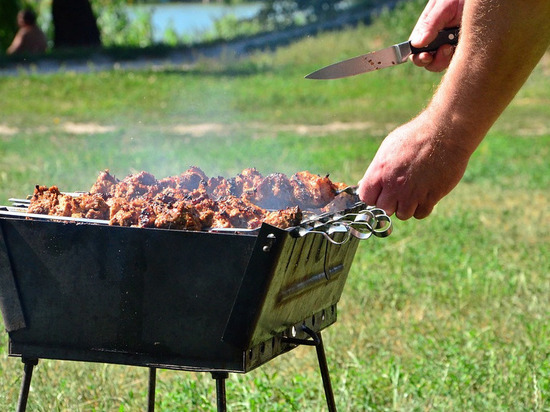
410, 27, 460, 54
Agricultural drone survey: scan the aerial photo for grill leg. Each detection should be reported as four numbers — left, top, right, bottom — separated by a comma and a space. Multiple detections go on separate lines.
17, 358, 38, 412
315, 332, 337, 412
148, 367, 156, 412
211, 372, 229, 412
303, 327, 337, 412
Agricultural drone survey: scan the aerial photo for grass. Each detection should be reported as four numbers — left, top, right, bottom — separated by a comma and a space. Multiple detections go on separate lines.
1, 0, 549, 410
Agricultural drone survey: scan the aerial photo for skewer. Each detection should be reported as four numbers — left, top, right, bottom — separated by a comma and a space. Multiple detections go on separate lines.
334, 186, 358, 196
0, 210, 110, 225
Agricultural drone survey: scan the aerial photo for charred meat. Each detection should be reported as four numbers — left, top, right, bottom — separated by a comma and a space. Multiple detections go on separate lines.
28, 167, 355, 230
29, 185, 109, 220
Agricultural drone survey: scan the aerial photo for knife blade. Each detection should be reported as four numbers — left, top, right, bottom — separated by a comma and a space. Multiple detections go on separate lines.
305, 27, 459, 80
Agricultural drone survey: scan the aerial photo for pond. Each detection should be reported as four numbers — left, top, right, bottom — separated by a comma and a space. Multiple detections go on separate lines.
126, 2, 263, 42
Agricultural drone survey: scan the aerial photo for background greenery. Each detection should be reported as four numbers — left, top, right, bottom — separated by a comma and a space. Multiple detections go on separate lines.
1, 0, 384, 50
1, 0, 549, 410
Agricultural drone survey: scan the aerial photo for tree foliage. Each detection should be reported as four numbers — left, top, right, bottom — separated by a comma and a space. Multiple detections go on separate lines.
257, 0, 362, 29
0, 0, 19, 50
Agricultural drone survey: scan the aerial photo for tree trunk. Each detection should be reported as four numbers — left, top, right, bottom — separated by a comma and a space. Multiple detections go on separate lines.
52, 0, 101, 49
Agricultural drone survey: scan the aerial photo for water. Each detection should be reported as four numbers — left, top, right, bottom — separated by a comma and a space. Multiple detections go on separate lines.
127, 2, 263, 42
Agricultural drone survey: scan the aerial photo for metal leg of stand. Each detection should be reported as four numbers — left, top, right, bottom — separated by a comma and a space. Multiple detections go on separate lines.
313, 332, 337, 412
211, 372, 229, 412
148, 367, 156, 412
17, 358, 38, 412
302, 327, 337, 412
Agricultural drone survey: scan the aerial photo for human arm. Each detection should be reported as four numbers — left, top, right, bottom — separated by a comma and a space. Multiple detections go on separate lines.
357, 0, 550, 220
6, 31, 24, 55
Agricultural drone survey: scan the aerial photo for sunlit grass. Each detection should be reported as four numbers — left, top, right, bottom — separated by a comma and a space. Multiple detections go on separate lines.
0, 0, 549, 410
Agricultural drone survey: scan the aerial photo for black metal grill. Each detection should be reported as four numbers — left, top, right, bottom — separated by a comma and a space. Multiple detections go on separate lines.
0, 201, 391, 411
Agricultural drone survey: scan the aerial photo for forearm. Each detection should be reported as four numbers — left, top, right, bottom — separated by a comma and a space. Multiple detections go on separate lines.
6, 35, 22, 55
426, 0, 550, 153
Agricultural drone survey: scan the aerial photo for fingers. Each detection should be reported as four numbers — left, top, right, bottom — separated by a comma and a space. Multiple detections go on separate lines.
371, 188, 397, 218
358, 177, 435, 221
356, 176, 382, 208
410, 44, 455, 72
413, 203, 434, 220
358, 178, 416, 220
426, 44, 455, 72
395, 202, 418, 221
410, 51, 434, 67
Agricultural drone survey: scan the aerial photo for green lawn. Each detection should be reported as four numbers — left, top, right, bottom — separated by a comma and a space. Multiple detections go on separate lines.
1, 1, 549, 410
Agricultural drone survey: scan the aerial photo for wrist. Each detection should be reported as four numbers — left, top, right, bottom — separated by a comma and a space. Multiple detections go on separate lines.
416, 105, 481, 160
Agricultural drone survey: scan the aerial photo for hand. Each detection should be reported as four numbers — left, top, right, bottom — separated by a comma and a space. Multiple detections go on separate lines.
357, 112, 471, 220
409, 0, 465, 72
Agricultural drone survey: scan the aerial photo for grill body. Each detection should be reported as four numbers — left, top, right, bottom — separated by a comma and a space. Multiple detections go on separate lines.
0, 215, 359, 373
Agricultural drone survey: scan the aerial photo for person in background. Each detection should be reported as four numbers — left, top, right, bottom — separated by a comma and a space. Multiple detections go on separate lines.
6, 9, 47, 55
357, 0, 550, 220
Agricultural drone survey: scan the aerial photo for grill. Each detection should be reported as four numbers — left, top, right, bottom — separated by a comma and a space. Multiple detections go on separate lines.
0, 199, 391, 411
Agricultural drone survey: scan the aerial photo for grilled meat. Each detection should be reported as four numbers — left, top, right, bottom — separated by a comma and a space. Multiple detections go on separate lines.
72, 193, 110, 220
213, 195, 266, 229
233, 168, 264, 197
28, 185, 61, 215
291, 171, 338, 210
174, 166, 208, 191
28, 185, 109, 220
263, 206, 302, 229
206, 175, 232, 198
251, 173, 295, 210
153, 200, 202, 231
89, 169, 119, 196
206, 168, 263, 199
321, 192, 359, 214
28, 167, 354, 231
109, 197, 140, 227
112, 171, 159, 200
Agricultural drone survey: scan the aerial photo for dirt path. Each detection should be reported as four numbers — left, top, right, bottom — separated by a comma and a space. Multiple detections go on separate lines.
2, 119, 548, 137
0, 121, 383, 137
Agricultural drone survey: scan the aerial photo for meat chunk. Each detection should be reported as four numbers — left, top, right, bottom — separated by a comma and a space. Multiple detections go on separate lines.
233, 168, 264, 197
28, 185, 62, 215
252, 173, 295, 210
109, 198, 140, 227
28, 185, 109, 220
263, 206, 302, 229
206, 168, 263, 199
153, 200, 202, 230
89, 170, 119, 197
290, 171, 337, 210
176, 166, 208, 191
212, 196, 266, 229
71, 193, 110, 220
321, 192, 359, 214
112, 171, 159, 200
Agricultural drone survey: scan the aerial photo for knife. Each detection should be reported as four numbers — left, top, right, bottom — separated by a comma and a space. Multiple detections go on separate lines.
305, 27, 459, 80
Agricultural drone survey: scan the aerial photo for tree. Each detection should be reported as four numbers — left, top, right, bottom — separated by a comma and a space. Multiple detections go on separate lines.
52, 0, 101, 48
258, 0, 350, 29
0, 0, 19, 51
